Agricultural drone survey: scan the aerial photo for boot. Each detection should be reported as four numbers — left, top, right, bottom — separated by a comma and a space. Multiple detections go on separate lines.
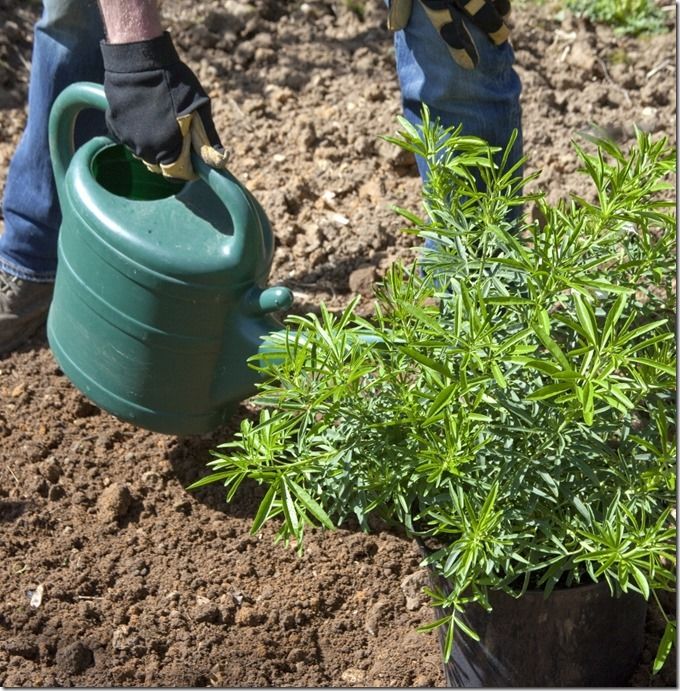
0, 268, 54, 355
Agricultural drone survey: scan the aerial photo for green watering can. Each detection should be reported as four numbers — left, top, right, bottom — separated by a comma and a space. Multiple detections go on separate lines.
47, 82, 293, 435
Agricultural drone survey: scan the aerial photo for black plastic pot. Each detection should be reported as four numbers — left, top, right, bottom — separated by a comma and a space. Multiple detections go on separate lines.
427, 568, 648, 687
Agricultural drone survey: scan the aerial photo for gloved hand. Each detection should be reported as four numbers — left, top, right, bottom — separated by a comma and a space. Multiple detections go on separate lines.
100, 31, 228, 180
387, 0, 511, 70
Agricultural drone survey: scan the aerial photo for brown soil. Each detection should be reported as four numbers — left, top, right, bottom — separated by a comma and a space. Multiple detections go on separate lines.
0, 0, 676, 686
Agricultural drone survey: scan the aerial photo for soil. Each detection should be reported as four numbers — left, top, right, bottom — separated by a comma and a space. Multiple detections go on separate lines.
0, 0, 676, 686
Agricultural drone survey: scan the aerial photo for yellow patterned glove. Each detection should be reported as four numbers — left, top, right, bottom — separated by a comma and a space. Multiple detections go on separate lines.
101, 32, 229, 181
387, 0, 511, 70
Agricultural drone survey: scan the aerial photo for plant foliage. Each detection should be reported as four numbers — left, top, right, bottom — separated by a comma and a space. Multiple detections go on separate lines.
191, 111, 677, 671
565, 0, 668, 35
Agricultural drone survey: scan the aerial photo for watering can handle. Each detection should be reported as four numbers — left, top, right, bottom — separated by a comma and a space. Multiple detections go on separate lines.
49, 82, 108, 203
49, 82, 257, 258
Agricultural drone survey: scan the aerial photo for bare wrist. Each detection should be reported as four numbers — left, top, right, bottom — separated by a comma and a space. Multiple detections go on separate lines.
97, 0, 163, 43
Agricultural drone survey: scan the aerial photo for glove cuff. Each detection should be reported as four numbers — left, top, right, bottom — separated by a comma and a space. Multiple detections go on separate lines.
101, 31, 180, 72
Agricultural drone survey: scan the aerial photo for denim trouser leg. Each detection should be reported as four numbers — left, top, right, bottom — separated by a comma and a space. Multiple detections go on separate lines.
393, 0, 523, 180
0, 0, 105, 281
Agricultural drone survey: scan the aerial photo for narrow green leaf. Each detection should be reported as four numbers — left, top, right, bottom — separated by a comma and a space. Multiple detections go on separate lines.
527, 382, 573, 401
443, 614, 456, 660
523, 359, 562, 375
600, 393, 631, 414
455, 615, 481, 641
572, 496, 592, 522
280, 478, 300, 537
186, 471, 233, 490
601, 294, 627, 347
417, 614, 452, 633
652, 621, 676, 674
606, 385, 635, 411
485, 296, 534, 306
392, 206, 425, 226
288, 479, 335, 529
536, 306, 552, 334
628, 357, 676, 375
579, 279, 633, 295
401, 345, 453, 378
533, 317, 572, 370
251, 482, 277, 533
537, 471, 559, 498
629, 564, 650, 600
582, 381, 594, 425
426, 382, 459, 421
573, 293, 598, 345
618, 319, 669, 346
468, 412, 493, 422
490, 362, 507, 389
401, 302, 450, 337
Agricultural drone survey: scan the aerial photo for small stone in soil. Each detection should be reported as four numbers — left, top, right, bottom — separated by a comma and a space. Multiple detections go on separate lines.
97, 482, 132, 522
348, 264, 377, 296
193, 600, 221, 624
55, 641, 94, 675
48, 484, 66, 502
400, 570, 430, 611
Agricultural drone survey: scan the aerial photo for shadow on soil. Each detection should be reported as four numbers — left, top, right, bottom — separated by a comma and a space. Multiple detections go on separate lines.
165, 410, 270, 521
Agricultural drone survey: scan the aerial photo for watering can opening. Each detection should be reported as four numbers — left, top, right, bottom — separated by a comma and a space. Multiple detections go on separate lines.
91, 143, 186, 201
91, 143, 242, 239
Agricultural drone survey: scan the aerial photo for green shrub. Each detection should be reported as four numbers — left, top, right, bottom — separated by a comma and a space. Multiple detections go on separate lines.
192, 111, 676, 671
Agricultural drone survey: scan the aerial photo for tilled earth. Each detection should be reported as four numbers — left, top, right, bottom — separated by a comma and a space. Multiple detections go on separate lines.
0, 0, 676, 686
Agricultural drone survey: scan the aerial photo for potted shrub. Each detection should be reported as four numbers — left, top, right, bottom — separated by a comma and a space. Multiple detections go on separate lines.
190, 112, 676, 685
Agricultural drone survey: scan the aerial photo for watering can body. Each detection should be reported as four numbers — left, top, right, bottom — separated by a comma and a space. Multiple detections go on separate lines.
47, 82, 292, 435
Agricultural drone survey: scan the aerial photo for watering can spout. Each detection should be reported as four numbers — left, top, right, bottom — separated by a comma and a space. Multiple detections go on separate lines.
209, 285, 294, 410
46, 82, 294, 436
244, 285, 294, 316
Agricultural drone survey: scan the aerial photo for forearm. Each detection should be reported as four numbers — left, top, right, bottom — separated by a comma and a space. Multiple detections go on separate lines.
97, 0, 163, 43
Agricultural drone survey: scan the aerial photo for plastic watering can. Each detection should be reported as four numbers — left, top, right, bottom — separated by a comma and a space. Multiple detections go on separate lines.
47, 82, 293, 436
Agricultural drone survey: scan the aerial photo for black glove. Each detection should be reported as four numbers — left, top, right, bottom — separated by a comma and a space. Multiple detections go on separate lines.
387, 0, 511, 70
100, 31, 228, 180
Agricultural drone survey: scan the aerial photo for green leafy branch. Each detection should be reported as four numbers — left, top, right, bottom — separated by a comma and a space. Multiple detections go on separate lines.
190, 111, 676, 673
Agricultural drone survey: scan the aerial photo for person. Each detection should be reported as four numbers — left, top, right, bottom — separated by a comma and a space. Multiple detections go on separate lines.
0, 0, 522, 355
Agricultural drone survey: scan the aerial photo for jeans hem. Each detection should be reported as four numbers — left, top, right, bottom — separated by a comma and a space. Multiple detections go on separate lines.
0, 257, 56, 282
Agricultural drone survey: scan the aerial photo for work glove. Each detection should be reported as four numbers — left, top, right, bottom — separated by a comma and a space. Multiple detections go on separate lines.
100, 31, 228, 180
387, 0, 511, 70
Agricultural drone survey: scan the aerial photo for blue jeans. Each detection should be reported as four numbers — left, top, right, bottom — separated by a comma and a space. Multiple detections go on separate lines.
0, 0, 522, 280
394, 0, 522, 179
0, 0, 105, 281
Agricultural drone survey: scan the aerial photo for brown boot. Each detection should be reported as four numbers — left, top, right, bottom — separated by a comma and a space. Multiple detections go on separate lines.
0, 269, 54, 355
